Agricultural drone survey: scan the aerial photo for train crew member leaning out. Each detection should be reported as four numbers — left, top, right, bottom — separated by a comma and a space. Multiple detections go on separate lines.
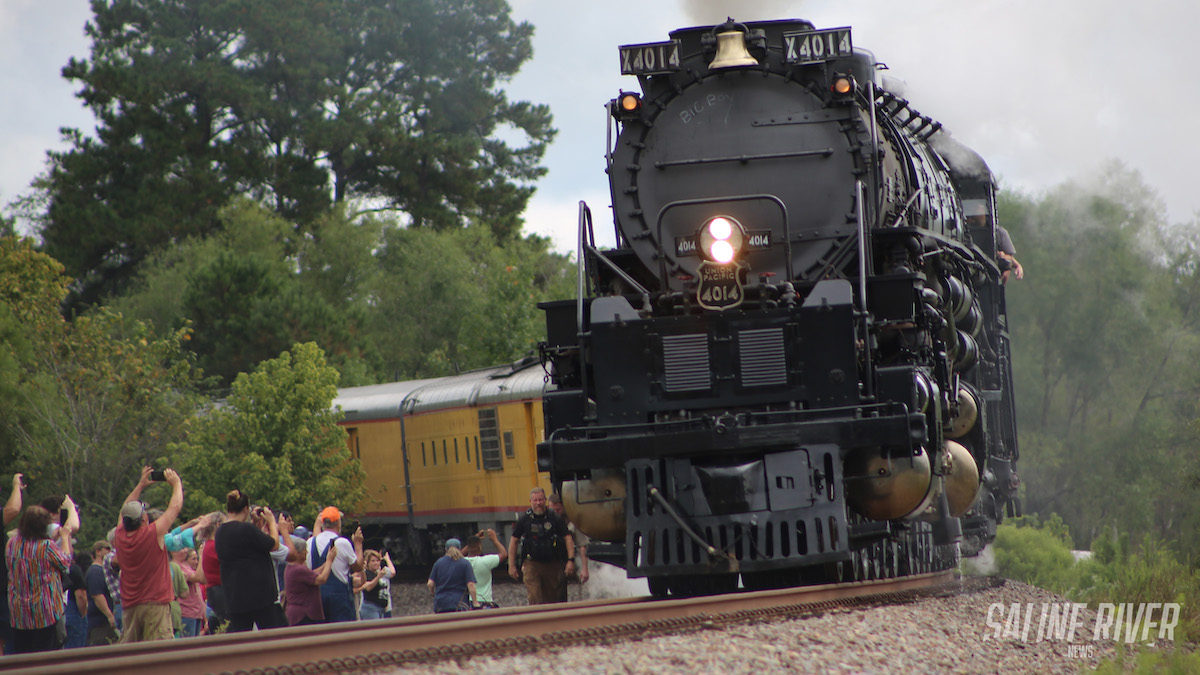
508, 487, 575, 605
965, 201, 1023, 284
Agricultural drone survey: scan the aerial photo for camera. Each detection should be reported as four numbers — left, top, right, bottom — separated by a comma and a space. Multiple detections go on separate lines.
149, 469, 166, 482
59, 508, 68, 526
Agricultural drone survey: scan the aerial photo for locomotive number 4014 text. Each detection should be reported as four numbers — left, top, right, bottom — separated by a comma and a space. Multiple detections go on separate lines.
620, 40, 682, 75
783, 28, 853, 64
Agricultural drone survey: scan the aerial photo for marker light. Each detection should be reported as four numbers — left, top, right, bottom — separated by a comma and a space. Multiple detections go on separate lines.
698, 215, 745, 263
619, 93, 641, 111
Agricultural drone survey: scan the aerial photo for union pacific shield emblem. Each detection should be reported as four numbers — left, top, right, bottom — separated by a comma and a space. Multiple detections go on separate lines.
696, 261, 744, 310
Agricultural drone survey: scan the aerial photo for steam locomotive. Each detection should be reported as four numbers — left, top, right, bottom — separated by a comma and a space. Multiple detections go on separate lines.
538, 18, 1020, 595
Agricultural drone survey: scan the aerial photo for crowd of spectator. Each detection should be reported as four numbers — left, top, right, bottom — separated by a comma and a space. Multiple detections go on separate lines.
0, 467, 395, 654
2, 470, 585, 655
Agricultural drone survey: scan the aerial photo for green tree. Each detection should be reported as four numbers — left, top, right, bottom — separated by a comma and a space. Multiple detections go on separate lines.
12, 312, 202, 545
0, 237, 71, 475
108, 200, 381, 390
173, 342, 364, 524
373, 224, 574, 378
37, 0, 553, 309
0, 237, 204, 544
1002, 161, 1200, 551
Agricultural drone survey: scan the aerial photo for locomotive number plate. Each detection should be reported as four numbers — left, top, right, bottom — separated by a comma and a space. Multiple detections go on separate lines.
696, 261, 745, 311
619, 40, 682, 75
783, 27, 852, 64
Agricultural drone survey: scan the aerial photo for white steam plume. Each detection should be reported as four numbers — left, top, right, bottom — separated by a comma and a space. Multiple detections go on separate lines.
680, 0, 805, 25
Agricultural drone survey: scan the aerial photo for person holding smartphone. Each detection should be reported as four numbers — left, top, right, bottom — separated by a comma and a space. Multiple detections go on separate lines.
0, 474, 26, 655
6, 492, 77, 652
114, 466, 183, 643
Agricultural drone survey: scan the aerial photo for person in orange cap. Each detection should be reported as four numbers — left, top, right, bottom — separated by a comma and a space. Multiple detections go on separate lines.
305, 506, 363, 622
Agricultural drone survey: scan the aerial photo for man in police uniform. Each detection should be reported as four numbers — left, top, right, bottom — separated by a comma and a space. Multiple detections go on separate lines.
507, 487, 575, 604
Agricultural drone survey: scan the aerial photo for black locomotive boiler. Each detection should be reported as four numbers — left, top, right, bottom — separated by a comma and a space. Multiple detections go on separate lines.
538, 18, 1020, 595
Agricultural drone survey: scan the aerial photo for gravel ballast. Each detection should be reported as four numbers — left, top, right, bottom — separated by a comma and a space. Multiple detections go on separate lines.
382, 565, 1174, 674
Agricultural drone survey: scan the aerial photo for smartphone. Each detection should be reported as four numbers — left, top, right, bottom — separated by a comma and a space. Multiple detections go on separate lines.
150, 469, 166, 482
59, 508, 68, 526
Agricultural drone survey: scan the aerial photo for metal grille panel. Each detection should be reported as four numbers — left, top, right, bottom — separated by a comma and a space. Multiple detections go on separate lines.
662, 334, 711, 392
738, 328, 787, 387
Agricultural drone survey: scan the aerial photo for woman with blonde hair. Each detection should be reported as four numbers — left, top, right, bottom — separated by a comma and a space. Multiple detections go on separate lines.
197, 511, 229, 632
426, 538, 478, 613
354, 549, 395, 620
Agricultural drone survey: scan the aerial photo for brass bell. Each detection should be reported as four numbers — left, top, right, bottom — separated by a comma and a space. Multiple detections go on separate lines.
710, 30, 758, 69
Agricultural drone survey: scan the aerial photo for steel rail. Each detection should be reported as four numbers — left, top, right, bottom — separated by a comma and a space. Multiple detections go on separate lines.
0, 571, 959, 675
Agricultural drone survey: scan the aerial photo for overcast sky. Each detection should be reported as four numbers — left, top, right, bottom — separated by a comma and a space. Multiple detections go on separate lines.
4, 1, 1198, 253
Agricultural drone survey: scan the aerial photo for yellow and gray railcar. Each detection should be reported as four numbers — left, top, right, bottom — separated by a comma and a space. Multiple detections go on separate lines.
334, 358, 550, 564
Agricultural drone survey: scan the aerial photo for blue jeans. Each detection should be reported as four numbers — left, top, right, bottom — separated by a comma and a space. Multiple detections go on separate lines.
359, 603, 387, 621
64, 603, 87, 649
180, 617, 201, 637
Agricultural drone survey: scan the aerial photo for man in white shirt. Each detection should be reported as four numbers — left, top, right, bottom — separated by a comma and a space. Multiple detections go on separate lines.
307, 506, 363, 622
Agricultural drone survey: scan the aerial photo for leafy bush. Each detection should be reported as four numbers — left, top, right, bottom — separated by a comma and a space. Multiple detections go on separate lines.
991, 513, 1200, 671
992, 514, 1079, 594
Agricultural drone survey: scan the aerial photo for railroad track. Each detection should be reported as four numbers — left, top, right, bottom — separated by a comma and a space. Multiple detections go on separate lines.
2, 571, 968, 675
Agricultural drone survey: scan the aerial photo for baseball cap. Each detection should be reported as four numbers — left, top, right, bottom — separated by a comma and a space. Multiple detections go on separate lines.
319, 506, 343, 523
293, 525, 312, 540
446, 538, 462, 549
120, 501, 146, 521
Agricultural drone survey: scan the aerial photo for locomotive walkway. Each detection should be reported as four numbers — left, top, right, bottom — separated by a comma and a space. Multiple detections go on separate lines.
0, 571, 962, 674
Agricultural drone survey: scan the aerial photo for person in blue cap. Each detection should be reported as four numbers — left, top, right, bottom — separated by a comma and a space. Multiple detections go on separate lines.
426, 538, 478, 613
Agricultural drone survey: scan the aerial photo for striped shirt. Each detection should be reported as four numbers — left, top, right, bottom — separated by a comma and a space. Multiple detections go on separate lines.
6, 535, 71, 630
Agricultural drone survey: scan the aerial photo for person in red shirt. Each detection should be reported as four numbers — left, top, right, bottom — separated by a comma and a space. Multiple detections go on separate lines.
114, 466, 183, 643
194, 512, 228, 632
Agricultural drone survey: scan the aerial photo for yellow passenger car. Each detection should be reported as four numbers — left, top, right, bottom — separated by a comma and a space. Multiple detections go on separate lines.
333, 358, 550, 564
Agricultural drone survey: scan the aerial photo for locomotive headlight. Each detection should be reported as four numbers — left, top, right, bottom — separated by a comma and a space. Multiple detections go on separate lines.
699, 215, 745, 263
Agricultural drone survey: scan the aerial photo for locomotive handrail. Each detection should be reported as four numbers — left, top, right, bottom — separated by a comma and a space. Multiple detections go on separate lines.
654, 193, 791, 286
653, 147, 833, 168
856, 180, 874, 400
577, 201, 652, 315
584, 242, 653, 312
576, 201, 593, 411
576, 201, 591, 339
